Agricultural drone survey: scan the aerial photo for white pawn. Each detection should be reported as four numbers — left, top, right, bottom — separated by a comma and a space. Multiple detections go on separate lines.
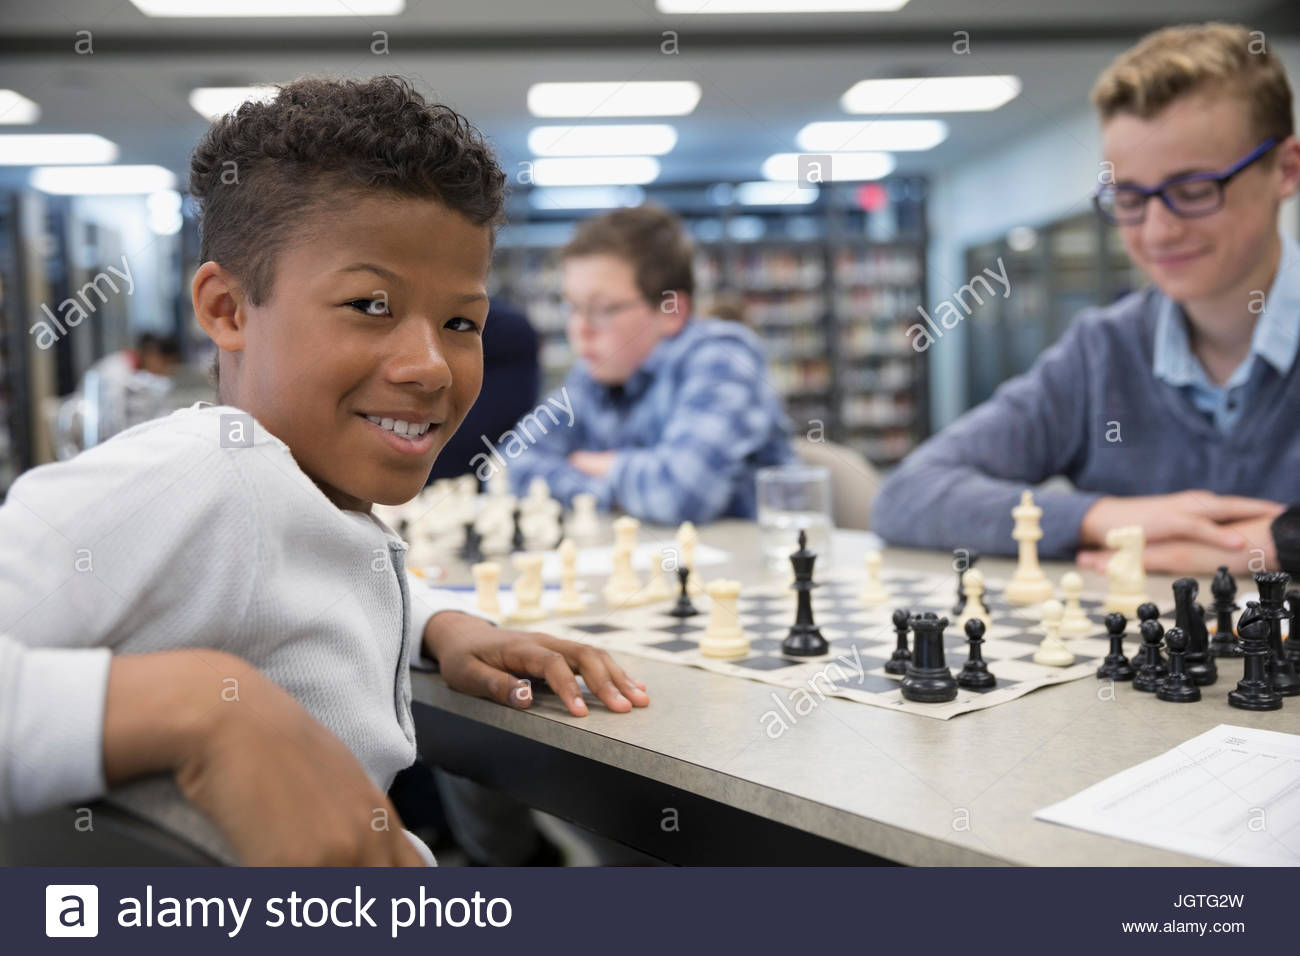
859, 551, 892, 606
644, 548, 673, 602
508, 553, 547, 624
677, 521, 702, 595
612, 514, 640, 553
554, 539, 585, 615
1059, 571, 1092, 637
700, 579, 749, 659
1033, 599, 1075, 666
570, 493, 600, 542
1104, 525, 1150, 617
958, 568, 992, 630
471, 561, 501, 618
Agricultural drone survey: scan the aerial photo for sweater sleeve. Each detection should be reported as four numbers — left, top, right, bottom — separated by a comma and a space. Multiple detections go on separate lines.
406, 572, 497, 669
872, 319, 1101, 559
0, 636, 111, 818
504, 379, 609, 506
0, 415, 258, 817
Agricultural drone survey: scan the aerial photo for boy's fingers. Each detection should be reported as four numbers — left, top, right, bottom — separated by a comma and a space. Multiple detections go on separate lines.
446, 654, 533, 709
605, 659, 650, 705
1198, 495, 1284, 522
1180, 517, 1246, 551
500, 643, 588, 715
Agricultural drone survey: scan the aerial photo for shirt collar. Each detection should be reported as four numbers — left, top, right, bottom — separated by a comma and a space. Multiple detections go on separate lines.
1153, 233, 1300, 387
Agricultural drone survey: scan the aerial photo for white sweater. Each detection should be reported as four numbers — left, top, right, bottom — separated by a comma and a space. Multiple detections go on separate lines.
0, 404, 480, 861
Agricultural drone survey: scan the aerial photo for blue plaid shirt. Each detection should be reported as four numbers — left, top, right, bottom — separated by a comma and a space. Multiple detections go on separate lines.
507, 318, 795, 523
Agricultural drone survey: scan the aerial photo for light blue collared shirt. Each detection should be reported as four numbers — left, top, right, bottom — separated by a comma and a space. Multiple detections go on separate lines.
1153, 234, 1300, 433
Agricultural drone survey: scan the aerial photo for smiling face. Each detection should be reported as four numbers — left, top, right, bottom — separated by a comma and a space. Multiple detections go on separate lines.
1102, 92, 1297, 313
195, 192, 492, 511
562, 253, 688, 385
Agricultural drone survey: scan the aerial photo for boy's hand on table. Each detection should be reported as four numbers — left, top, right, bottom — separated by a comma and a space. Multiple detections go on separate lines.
569, 450, 615, 478
423, 611, 649, 716
1077, 494, 1284, 574
105, 650, 424, 867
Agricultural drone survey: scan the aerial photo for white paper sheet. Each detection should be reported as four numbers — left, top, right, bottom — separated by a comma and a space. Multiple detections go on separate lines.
1035, 724, 1300, 866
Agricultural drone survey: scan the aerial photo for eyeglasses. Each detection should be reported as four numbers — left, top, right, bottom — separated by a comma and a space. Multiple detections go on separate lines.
560, 298, 647, 328
1093, 138, 1278, 225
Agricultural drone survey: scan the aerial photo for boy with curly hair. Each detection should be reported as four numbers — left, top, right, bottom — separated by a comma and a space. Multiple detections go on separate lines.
0, 76, 647, 864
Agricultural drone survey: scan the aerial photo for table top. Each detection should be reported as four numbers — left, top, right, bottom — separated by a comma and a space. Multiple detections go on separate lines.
411, 520, 1294, 866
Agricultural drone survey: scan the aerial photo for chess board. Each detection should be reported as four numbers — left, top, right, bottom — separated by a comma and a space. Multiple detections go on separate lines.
529, 567, 1133, 720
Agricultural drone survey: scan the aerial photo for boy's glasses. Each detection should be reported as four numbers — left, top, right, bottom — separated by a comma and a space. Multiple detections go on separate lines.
1093, 138, 1278, 226
561, 298, 647, 328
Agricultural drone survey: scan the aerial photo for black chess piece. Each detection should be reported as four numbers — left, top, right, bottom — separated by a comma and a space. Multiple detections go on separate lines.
1208, 566, 1243, 658
510, 508, 525, 552
669, 566, 699, 618
956, 618, 996, 690
1096, 612, 1135, 681
783, 530, 828, 657
1285, 589, 1300, 666
1255, 571, 1300, 696
1172, 578, 1216, 686
1157, 627, 1201, 702
884, 607, 912, 675
901, 612, 958, 703
1228, 602, 1282, 711
1135, 602, 1166, 672
951, 549, 979, 615
1133, 619, 1167, 693
463, 524, 485, 565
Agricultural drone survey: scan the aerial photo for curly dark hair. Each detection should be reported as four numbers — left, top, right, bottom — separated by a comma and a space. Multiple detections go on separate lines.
189, 75, 506, 308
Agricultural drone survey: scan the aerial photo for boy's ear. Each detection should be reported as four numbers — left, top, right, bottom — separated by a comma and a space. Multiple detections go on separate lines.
659, 289, 692, 334
1276, 135, 1300, 200
192, 261, 248, 354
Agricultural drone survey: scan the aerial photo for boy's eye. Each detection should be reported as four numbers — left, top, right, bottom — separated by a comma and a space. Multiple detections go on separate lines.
445, 316, 480, 333
347, 298, 392, 317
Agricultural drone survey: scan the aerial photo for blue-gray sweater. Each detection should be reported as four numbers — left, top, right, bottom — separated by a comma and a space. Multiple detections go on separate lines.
872, 287, 1300, 559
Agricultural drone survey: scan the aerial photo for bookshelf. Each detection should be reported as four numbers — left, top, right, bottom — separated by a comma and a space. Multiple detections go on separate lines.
491, 177, 929, 467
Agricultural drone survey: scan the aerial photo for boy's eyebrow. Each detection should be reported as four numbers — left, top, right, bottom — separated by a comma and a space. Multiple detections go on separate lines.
335, 263, 488, 303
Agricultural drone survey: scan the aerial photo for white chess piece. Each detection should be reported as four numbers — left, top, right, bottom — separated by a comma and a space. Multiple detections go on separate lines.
700, 579, 749, 658
570, 493, 600, 541
676, 521, 702, 595
859, 551, 892, 606
508, 553, 547, 623
553, 539, 585, 615
603, 518, 644, 606
957, 568, 992, 631
1059, 571, 1093, 637
1004, 490, 1054, 605
1104, 525, 1149, 617
644, 548, 673, 602
1033, 599, 1075, 666
471, 561, 501, 617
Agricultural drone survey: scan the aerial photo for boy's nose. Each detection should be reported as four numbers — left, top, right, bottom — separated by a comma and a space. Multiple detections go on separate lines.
1141, 198, 1189, 245
389, 322, 453, 390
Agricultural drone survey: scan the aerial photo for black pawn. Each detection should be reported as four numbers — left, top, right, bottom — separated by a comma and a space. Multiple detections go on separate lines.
1228, 602, 1282, 711
957, 618, 996, 690
1133, 618, 1167, 692
901, 612, 957, 703
1157, 627, 1201, 702
783, 530, 827, 657
1285, 589, 1300, 665
1255, 571, 1300, 696
1097, 612, 1135, 681
952, 549, 979, 615
1135, 602, 1166, 671
884, 607, 912, 675
1208, 566, 1243, 658
510, 507, 525, 552
669, 565, 699, 618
